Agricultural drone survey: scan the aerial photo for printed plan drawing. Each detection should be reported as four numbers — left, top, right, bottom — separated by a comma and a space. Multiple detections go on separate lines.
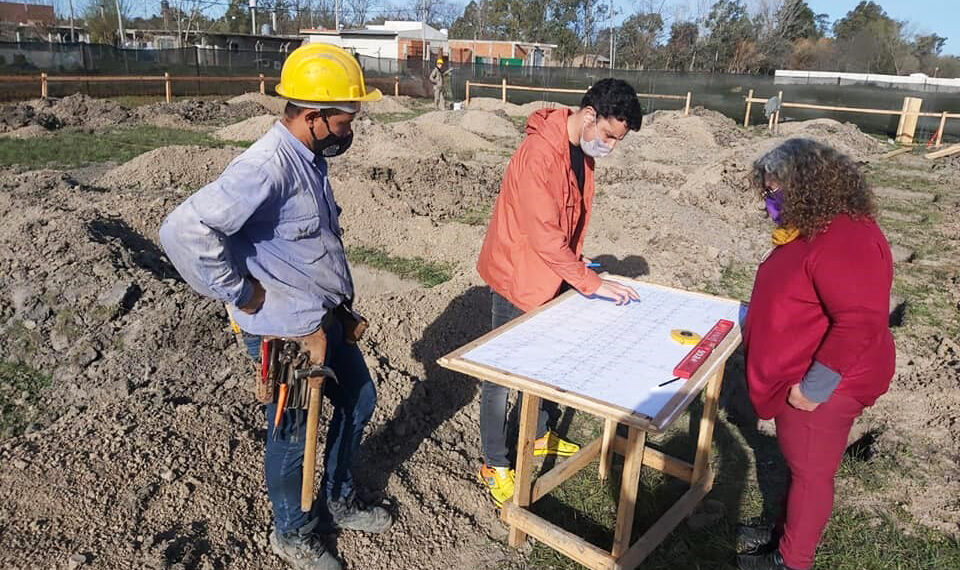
462, 281, 744, 418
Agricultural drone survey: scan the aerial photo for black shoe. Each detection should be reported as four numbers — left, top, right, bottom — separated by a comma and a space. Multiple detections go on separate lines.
328, 494, 393, 533
736, 523, 776, 553
737, 550, 800, 570
269, 519, 342, 570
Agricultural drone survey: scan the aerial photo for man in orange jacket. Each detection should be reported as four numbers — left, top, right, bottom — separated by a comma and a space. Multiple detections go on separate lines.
475, 78, 644, 505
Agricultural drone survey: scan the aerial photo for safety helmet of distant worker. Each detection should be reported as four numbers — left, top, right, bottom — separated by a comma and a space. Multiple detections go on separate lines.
436, 57, 444, 66
276, 43, 381, 115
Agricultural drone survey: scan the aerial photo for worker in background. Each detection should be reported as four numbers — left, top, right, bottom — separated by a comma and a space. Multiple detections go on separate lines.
430, 57, 449, 110
474, 78, 644, 506
158, 44, 392, 570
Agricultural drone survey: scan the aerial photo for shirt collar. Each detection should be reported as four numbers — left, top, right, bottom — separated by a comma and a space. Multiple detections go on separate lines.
274, 121, 319, 165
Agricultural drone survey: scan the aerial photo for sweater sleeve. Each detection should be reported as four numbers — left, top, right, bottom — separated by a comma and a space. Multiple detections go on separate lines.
806, 230, 892, 385
516, 148, 602, 296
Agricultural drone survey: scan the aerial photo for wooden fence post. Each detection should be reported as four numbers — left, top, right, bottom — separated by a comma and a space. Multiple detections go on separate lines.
743, 88, 753, 127
774, 90, 783, 133
501, 78, 507, 103
259, 73, 265, 95
465, 80, 471, 105
935, 111, 947, 148
896, 96, 923, 145
684, 91, 692, 116
394, 76, 399, 97
164, 72, 172, 103
40, 72, 48, 98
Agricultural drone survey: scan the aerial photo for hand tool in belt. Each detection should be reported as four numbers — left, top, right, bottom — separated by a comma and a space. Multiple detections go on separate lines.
296, 328, 339, 514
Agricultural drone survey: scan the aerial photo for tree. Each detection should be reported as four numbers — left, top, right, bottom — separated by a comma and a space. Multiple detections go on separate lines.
664, 20, 697, 71
702, 0, 756, 72
615, 11, 663, 69
82, 0, 132, 45
346, 0, 379, 27
832, 1, 905, 73
913, 33, 947, 74
776, 0, 818, 41
222, 0, 250, 33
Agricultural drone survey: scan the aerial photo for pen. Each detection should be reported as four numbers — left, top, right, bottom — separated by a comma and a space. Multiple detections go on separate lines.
586, 262, 601, 268
658, 377, 681, 388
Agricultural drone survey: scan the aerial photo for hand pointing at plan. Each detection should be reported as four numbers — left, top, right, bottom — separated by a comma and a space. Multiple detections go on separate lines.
594, 279, 640, 305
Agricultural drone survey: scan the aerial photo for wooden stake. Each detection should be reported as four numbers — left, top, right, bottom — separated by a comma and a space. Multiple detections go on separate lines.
258, 73, 265, 95
164, 72, 172, 103
925, 143, 960, 160
683, 91, 691, 116
935, 111, 947, 148
501, 78, 507, 103
465, 80, 471, 105
773, 90, 783, 133
599, 418, 617, 481
691, 369, 724, 484
394, 76, 399, 97
611, 426, 646, 558
40, 72, 48, 98
743, 89, 753, 127
508, 392, 541, 547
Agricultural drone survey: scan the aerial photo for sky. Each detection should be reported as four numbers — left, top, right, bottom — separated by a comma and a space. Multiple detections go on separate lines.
806, 0, 958, 55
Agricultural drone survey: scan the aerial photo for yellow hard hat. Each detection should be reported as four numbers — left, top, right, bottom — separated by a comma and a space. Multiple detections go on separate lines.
437, 57, 444, 64
276, 43, 382, 105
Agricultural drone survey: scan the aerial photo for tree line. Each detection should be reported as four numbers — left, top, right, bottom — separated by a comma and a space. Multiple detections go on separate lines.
450, 0, 959, 76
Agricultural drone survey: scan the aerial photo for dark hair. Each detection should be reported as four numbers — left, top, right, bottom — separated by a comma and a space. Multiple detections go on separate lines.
751, 138, 876, 236
580, 78, 643, 131
284, 101, 306, 120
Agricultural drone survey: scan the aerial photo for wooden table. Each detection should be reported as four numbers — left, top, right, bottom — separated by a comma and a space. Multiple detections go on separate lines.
438, 284, 742, 570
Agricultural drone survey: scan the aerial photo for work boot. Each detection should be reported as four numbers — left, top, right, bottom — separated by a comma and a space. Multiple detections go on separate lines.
269, 520, 342, 570
534, 430, 580, 457
736, 522, 777, 553
477, 463, 515, 507
327, 494, 393, 533
736, 550, 801, 570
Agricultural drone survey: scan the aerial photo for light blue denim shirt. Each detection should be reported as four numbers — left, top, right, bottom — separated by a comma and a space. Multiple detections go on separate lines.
158, 121, 353, 337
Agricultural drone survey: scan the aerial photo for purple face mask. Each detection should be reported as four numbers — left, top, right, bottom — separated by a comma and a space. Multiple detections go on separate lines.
764, 190, 784, 225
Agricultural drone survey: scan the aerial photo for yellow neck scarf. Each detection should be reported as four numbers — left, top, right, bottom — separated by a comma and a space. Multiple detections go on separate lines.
771, 226, 801, 246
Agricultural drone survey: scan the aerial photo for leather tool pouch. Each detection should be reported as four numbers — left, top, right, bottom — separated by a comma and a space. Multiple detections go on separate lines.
336, 305, 369, 344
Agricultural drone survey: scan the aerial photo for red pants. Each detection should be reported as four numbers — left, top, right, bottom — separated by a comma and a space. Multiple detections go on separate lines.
775, 392, 865, 570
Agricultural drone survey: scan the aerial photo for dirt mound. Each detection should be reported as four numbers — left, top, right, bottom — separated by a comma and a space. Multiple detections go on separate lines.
466, 97, 573, 118
410, 109, 520, 141
778, 118, 884, 159
96, 145, 241, 191
366, 95, 414, 114
0, 94, 131, 132
0, 124, 52, 139
214, 114, 277, 142
227, 92, 286, 114
134, 99, 268, 127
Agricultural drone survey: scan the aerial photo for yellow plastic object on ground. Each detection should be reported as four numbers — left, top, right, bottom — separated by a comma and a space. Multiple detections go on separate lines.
276, 43, 382, 104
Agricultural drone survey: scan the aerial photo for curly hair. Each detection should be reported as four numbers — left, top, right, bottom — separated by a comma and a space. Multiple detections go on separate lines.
751, 138, 876, 237
580, 78, 644, 131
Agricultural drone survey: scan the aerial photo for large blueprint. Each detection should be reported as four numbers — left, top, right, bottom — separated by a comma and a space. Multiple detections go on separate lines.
462, 280, 744, 419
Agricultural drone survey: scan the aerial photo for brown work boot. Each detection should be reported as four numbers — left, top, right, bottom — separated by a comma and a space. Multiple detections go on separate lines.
269, 521, 342, 570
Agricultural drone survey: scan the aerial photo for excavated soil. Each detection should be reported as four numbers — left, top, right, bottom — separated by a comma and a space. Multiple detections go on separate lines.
0, 94, 957, 569
213, 115, 278, 142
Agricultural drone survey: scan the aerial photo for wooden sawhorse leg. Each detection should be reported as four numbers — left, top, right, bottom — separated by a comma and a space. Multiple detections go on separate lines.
509, 390, 542, 547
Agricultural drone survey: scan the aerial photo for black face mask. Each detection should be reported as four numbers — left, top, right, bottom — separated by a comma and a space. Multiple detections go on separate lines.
311, 115, 354, 158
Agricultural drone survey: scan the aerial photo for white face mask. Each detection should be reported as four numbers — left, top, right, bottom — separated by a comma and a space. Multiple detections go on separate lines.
580, 118, 613, 158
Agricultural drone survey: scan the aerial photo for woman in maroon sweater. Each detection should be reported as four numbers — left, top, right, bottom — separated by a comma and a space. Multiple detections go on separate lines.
737, 139, 895, 570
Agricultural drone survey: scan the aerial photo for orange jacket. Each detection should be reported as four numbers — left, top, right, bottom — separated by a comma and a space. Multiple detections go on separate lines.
477, 108, 602, 312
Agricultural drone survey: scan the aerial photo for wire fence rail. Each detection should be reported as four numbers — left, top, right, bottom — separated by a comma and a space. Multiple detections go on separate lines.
465, 79, 693, 116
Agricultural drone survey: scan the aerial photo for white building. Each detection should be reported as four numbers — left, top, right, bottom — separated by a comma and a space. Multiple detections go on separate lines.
300, 21, 448, 61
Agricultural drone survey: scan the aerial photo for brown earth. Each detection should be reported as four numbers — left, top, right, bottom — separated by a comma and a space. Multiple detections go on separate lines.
0, 95, 957, 569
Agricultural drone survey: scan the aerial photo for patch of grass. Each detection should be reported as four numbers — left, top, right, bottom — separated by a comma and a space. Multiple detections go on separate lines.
893, 272, 960, 339
454, 205, 492, 226
370, 111, 424, 123
0, 361, 50, 439
704, 260, 755, 301
865, 166, 940, 193
816, 509, 960, 570
0, 125, 247, 169
109, 94, 226, 108
346, 245, 453, 288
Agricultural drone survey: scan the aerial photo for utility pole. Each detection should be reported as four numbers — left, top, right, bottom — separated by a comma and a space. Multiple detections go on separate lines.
67, 0, 75, 42
335, 0, 340, 30
114, 0, 124, 46
249, 0, 257, 35
421, 0, 426, 61
608, 0, 614, 70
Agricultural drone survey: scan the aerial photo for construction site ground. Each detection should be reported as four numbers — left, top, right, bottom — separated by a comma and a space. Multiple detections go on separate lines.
0, 93, 957, 570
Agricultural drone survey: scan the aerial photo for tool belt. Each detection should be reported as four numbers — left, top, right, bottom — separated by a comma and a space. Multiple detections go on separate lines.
255, 303, 367, 405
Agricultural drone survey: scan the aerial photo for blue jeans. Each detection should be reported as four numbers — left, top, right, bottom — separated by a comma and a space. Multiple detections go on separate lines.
244, 317, 377, 534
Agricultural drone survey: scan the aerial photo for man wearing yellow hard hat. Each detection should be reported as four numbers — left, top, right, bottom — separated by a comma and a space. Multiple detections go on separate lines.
429, 56, 450, 110
159, 43, 389, 570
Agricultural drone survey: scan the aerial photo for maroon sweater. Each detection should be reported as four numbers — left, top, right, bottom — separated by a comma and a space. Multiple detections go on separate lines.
743, 214, 896, 419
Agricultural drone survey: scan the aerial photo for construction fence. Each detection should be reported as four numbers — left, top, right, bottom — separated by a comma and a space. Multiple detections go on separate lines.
1, 41, 958, 141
